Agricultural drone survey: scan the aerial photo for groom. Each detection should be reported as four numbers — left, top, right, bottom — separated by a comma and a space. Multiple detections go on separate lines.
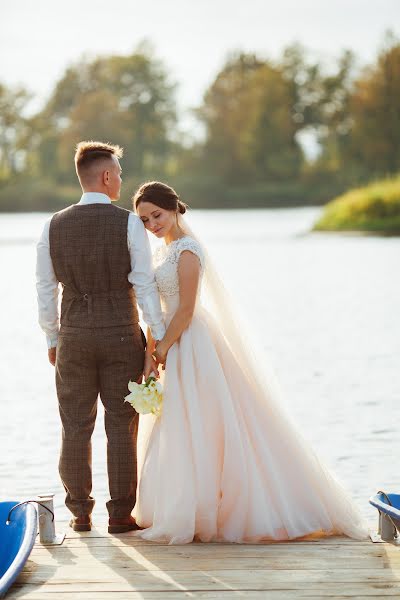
36, 141, 165, 533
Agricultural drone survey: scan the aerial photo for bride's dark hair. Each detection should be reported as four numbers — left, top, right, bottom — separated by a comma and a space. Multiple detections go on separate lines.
133, 181, 188, 215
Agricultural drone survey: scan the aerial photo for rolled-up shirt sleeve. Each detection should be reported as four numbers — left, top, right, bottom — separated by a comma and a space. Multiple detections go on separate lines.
127, 214, 166, 340
36, 218, 60, 348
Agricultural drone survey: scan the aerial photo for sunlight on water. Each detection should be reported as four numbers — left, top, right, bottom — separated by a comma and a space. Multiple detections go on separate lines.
0, 208, 399, 526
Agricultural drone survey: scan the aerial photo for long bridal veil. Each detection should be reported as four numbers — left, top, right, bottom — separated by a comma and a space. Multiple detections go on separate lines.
175, 212, 369, 540
178, 212, 285, 420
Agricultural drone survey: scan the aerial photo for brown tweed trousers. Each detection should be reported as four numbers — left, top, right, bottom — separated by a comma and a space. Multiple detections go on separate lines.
49, 203, 145, 518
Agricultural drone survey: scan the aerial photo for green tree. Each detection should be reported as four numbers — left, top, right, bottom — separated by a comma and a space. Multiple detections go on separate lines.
307, 49, 358, 178
0, 83, 32, 179
197, 53, 264, 182
34, 46, 176, 183
345, 32, 400, 176
280, 44, 360, 177
197, 52, 304, 183
248, 62, 303, 180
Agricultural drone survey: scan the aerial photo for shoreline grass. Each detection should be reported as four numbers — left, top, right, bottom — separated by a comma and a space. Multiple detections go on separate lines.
313, 175, 400, 235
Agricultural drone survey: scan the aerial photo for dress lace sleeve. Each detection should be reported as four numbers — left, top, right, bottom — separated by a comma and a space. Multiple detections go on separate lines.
176, 237, 205, 270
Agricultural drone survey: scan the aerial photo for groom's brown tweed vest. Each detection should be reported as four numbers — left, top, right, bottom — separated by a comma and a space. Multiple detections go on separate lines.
49, 203, 139, 328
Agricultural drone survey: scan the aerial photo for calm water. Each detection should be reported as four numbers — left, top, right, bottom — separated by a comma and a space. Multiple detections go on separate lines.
0, 208, 399, 526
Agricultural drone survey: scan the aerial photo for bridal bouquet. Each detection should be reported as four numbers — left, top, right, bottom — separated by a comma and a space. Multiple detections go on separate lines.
124, 374, 163, 417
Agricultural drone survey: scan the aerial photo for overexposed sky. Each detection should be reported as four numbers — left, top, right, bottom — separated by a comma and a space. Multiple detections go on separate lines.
1, 0, 399, 114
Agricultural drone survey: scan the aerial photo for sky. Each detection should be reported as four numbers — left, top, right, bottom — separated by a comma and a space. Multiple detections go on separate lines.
1, 0, 399, 118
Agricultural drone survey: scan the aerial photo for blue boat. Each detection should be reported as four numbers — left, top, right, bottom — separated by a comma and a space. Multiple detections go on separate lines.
0, 501, 37, 598
369, 491, 400, 541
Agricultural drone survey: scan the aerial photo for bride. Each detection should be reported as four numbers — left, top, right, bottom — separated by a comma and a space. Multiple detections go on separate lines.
131, 181, 369, 544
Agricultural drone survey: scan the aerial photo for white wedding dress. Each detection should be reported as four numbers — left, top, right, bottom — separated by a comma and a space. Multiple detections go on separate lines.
132, 234, 368, 544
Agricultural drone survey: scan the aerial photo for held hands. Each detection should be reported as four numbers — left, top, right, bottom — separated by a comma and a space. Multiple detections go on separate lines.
143, 339, 168, 380
152, 340, 168, 366
143, 354, 160, 380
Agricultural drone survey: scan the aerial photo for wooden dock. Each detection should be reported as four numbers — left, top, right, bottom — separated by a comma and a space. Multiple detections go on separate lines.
7, 522, 400, 599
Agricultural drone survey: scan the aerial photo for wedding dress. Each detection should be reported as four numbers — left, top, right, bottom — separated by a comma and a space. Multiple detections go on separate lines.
132, 220, 369, 544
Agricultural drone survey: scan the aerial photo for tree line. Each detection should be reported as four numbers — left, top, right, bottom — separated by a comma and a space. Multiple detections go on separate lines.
0, 31, 399, 211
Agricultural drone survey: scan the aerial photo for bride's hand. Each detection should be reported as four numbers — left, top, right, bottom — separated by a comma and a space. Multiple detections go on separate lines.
153, 341, 168, 365
143, 354, 160, 380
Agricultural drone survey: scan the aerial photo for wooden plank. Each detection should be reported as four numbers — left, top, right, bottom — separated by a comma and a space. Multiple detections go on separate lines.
49, 535, 382, 548
31, 541, 400, 558
59, 536, 376, 546
6, 588, 400, 599
14, 567, 400, 586
21, 549, 400, 571
56, 523, 377, 545
21, 558, 399, 572
8, 581, 400, 597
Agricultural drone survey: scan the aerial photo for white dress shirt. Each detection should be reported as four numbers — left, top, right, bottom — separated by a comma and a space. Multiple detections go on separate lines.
36, 192, 166, 348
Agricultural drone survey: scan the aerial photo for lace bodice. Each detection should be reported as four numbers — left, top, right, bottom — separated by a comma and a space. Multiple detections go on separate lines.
153, 236, 205, 302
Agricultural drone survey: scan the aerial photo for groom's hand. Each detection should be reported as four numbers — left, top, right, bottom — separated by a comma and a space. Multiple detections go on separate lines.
48, 346, 57, 366
144, 354, 160, 380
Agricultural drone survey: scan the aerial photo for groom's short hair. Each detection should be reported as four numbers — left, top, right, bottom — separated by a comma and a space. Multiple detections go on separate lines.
75, 141, 123, 182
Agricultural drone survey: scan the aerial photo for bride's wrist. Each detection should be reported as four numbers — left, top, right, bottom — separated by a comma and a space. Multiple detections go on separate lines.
155, 340, 169, 358
156, 337, 166, 348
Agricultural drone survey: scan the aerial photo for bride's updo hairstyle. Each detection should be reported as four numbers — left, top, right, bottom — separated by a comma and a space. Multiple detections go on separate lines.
133, 181, 188, 215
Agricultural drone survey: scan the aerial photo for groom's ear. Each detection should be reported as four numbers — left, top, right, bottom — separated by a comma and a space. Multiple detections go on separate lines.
102, 168, 110, 185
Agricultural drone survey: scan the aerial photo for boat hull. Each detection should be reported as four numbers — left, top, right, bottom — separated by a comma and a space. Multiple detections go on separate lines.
369, 492, 400, 527
0, 501, 37, 597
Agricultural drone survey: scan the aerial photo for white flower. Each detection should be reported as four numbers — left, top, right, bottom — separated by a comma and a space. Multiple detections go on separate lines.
152, 405, 162, 418
125, 391, 139, 405
128, 381, 142, 393
135, 398, 151, 414
125, 376, 164, 417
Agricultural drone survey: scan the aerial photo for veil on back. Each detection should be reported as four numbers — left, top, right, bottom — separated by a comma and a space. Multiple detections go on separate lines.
177, 213, 286, 418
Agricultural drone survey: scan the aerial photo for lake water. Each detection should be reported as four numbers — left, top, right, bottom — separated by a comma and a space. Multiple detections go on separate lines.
0, 208, 399, 527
